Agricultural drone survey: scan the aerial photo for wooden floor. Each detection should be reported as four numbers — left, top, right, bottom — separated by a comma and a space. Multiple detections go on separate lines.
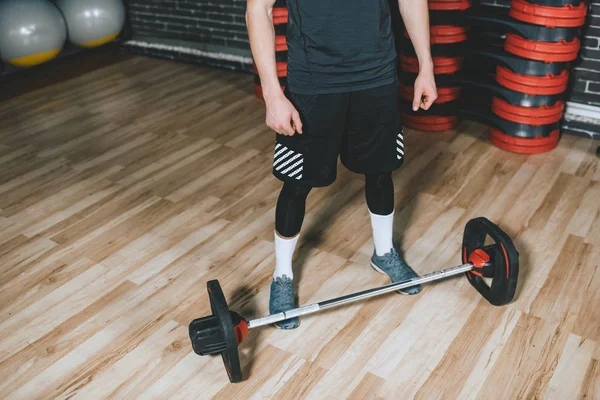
0, 55, 599, 400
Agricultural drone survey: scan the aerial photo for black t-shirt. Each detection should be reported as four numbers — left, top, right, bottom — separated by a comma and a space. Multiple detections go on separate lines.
285, 0, 398, 95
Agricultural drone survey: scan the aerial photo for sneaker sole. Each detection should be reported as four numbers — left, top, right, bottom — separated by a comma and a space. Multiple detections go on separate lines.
370, 261, 417, 295
274, 318, 301, 330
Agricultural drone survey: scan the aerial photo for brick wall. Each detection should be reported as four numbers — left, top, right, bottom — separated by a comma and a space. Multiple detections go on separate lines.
572, 2, 600, 106
123, 0, 253, 72
128, 0, 249, 50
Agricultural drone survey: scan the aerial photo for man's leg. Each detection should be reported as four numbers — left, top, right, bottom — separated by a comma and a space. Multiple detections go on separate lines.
365, 172, 395, 256
269, 182, 311, 329
340, 82, 421, 295
269, 89, 349, 329
274, 182, 311, 279
364, 173, 421, 295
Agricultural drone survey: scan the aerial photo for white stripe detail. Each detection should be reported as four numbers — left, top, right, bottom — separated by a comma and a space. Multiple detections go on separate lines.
274, 146, 288, 159
276, 153, 302, 171
274, 150, 294, 167
273, 143, 304, 180
289, 165, 303, 177
282, 159, 303, 175
397, 132, 405, 159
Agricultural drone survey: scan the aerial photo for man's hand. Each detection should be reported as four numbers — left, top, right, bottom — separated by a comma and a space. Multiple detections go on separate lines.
412, 69, 438, 111
265, 92, 303, 136
246, 0, 302, 136
397, 0, 437, 111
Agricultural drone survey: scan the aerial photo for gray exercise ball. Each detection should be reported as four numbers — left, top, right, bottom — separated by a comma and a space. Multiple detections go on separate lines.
55, 0, 125, 48
0, 0, 67, 67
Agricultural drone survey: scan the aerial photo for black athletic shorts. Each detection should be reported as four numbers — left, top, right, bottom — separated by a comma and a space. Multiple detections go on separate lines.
272, 82, 404, 187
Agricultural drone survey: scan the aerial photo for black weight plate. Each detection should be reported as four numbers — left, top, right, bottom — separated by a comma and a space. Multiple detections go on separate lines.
274, 24, 287, 36
275, 51, 288, 62
430, 10, 468, 25
207, 280, 243, 383
468, 31, 506, 48
399, 99, 460, 115
522, 0, 583, 6
462, 217, 519, 306
455, 75, 564, 107
466, 49, 568, 76
189, 314, 227, 356
465, 15, 581, 42
400, 38, 467, 57
410, 100, 560, 138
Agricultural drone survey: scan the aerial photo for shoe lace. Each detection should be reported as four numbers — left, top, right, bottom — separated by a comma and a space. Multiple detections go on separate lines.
380, 248, 400, 268
380, 249, 411, 280
272, 276, 295, 305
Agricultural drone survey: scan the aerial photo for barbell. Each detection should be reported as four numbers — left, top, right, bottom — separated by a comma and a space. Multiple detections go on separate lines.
188, 217, 519, 383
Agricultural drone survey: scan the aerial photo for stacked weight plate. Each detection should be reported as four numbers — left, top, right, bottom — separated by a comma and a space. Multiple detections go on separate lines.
254, 0, 288, 99
398, 1, 471, 131
463, 0, 587, 154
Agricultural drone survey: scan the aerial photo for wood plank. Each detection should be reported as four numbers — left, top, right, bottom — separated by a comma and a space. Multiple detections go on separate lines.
572, 249, 600, 342
579, 358, 600, 400
347, 372, 385, 400
271, 360, 328, 400
0, 56, 598, 399
543, 334, 598, 400
529, 235, 599, 326
475, 312, 572, 400
415, 303, 519, 400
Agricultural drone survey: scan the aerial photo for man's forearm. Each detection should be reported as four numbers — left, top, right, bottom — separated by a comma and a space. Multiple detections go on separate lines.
246, 1, 282, 101
398, 0, 433, 72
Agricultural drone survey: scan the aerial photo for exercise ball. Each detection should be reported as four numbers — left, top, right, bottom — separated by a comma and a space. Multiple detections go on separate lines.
55, 0, 126, 48
0, 0, 67, 68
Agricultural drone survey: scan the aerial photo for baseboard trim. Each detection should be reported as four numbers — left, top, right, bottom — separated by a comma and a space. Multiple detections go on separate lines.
564, 102, 600, 124
123, 40, 253, 65
562, 102, 600, 140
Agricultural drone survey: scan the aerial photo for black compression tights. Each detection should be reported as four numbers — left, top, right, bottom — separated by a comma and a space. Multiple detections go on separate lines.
275, 173, 394, 238
275, 182, 312, 238
364, 172, 394, 215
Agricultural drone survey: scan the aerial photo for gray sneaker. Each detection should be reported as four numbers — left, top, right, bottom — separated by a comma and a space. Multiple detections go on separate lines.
370, 248, 422, 295
269, 275, 300, 329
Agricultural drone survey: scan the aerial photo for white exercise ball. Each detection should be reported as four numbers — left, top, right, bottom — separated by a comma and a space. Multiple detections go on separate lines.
55, 0, 126, 48
0, 0, 67, 67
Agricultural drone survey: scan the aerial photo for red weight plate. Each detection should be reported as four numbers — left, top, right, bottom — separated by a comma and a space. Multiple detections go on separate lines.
491, 97, 564, 125
275, 35, 287, 52
428, 0, 472, 10
273, 7, 288, 25
401, 54, 463, 74
510, 0, 587, 27
489, 128, 559, 154
404, 25, 468, 44
496, 66, 568, 95
277, 62, 287, 77
491, 127, 560, 146
505, 34, 580, 62
400, 84, 461, 103
403, 114, 461, 131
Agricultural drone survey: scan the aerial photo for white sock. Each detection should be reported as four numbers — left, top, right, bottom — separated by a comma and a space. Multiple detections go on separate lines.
369, 209, 395, 256
274, 231, 298, 279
